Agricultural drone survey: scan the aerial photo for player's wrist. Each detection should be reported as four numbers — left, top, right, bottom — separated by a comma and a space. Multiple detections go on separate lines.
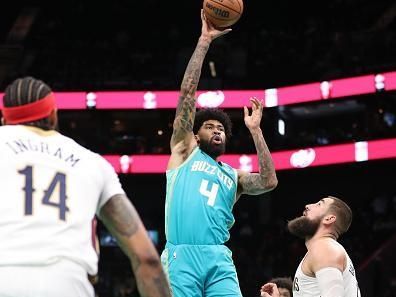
199, 35, 212, 44
248, 127, 262, 134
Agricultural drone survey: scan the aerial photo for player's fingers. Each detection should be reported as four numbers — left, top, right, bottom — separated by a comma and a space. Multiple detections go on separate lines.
264, 282, 280, 295
253, 97, 262, 107
244, 106, 249, 117
250, 97, 259, 110
255, 99, 263, 112
262, 282, 275, 291
259, 99, 264, 111
201, 10, 209, 29
218, 28, 232, 36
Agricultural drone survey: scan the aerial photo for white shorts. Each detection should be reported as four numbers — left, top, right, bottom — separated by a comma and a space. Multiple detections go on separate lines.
0, 259, 94, 297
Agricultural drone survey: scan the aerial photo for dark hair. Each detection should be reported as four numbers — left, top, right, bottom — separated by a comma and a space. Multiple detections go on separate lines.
3, 76, 53, 130
193, 108, 232, 139
270, 277, 293, 295
327, 196, 353, 236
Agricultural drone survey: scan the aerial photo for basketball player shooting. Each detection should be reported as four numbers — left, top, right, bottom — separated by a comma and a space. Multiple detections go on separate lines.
0, 77, 171, 297
161, 10, 278, 297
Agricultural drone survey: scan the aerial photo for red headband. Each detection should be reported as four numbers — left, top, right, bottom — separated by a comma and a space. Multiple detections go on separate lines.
2, 93, 56, 124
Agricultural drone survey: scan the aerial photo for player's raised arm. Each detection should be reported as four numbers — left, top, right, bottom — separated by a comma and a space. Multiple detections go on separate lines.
99, 194, 171, 297
169, 10, 231, 157
237, 97, 278, 197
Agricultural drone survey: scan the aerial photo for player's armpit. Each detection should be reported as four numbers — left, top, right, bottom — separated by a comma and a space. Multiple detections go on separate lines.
99, 194, 172, 297
167, 139, 197, 170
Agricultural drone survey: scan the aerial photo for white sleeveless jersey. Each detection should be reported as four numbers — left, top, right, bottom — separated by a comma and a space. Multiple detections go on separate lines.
293, 245, 361, 297
0, 125, 125, 275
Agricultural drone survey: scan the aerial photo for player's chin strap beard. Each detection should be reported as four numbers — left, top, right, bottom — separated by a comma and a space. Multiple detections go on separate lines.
199, 140, 225, 159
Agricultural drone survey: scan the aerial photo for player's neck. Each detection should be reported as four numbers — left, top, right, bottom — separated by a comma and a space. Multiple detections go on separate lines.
305, 230, 337, 248
207, 152, 219, 161
200, 147, 221, 161
21, 125, 58, 136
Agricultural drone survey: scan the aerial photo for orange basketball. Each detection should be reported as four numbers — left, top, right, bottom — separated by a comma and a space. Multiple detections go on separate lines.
203, 0, 244, 28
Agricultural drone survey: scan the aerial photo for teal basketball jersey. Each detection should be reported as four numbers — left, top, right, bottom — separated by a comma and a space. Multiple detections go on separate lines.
165, 147, 238, 245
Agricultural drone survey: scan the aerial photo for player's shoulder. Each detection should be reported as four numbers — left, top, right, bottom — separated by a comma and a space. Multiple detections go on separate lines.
0, 125, 21, 136
0, 125, 35, 143
307, 238, 346, 270
309, 238, 345, 255
219, 159, 233, 168
222, 161, 237, 175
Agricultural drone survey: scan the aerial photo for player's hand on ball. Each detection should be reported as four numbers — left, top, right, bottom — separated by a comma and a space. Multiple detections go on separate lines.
244, 97, 263, 131
260, 283, 280, 297
200, 9, 232, 42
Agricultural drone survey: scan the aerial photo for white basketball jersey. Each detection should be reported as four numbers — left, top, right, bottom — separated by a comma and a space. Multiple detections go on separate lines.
293, 245, 361, 297
0, 125, 125, 275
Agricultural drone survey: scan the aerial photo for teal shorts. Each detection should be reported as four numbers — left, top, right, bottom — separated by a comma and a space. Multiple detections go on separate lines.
161, 242, 242, 297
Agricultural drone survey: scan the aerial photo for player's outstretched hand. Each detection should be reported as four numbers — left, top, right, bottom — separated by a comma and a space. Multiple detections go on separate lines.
244, 97, 264, 131
200, 9, 232, 42
260, 283, 280, 297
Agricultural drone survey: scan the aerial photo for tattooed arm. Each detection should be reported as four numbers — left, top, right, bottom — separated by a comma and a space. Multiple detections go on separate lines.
99, 194, 172, 297
237, 98, 278, 198
168, 10, 231, 169
169, 36, 209, 151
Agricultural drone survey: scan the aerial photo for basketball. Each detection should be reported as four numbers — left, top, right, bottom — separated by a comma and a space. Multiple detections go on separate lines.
203, 0, 244, 28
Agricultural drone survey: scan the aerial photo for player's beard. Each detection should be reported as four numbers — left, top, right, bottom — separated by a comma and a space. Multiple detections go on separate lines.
199, 137, 226, 159
287, 216, 322, 240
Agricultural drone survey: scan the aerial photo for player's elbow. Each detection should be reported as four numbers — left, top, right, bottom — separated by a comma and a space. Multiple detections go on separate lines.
136, 253, 165, 278
249, 176, 278, 195
264, 175, 278, 191
137, 252, 162, 270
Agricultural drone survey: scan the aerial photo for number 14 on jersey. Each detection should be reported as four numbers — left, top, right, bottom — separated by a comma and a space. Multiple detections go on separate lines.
18, 165, 69, 221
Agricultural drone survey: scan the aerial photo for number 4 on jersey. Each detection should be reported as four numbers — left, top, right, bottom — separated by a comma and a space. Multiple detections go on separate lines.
199, 179, 219, 206
18, 165, 69, 221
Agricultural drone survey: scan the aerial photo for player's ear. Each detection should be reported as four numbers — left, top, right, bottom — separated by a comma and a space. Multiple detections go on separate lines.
195, 134, 200, 144
323, 214, 336, 226
49, 109, 58, 130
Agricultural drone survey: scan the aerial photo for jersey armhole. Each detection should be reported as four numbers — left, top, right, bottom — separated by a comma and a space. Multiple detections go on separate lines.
166, 147, 200, 174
